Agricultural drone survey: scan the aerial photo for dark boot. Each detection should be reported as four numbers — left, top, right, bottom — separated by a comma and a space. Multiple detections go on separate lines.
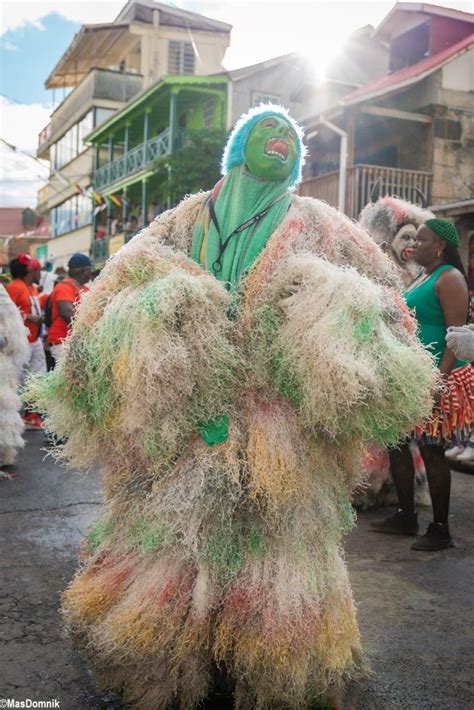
370, 509, 419, 535
411, 522, 454, 551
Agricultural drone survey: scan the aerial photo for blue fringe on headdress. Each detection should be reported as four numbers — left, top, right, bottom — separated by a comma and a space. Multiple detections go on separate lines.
221, 104, 307, 189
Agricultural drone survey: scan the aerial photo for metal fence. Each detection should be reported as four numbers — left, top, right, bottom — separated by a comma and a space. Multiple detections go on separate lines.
299, 164, 433, 218
94, 128, 172, 190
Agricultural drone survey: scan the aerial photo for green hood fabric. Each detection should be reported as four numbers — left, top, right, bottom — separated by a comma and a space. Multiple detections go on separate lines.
191, 164, 292, 290
190, 159, 293, 447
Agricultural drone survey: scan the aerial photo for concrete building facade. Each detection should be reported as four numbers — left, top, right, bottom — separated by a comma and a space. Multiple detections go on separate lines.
36, 0, 231, 267
300, 2, 474, 252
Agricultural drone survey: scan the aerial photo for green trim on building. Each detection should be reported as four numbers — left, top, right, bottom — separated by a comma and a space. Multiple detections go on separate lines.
102, 169, 156, 196
87, 74, 228, 143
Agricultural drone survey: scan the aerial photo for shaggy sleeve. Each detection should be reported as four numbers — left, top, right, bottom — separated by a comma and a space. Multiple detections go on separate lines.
247, 252, 436, 447
26, 195, 239, 478
324, 203, 402, 288
290, 197, 401, 289
0, 297, 29, 364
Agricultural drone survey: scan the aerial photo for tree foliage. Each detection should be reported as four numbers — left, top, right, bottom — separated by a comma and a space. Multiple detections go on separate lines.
153, 129, 226, 206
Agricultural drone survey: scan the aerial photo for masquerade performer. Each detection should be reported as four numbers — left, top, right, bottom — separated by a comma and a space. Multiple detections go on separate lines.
354, 196, 436, 510
359, 195, 434, 287
28, 106, 435, 708
0, 284, 29, 476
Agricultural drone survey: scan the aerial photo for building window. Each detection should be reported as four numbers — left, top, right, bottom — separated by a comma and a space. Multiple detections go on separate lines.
94, 107, 116, 128
53, 124, 77, 170
203, 98, 215, 129
51, 107, 115, 171
78, 110, 94, 153
51, 191, 92, 237
251, 91, 280, 107
389, 22, 430, 72
52, 110, 95, 169
168, 41, 195, 75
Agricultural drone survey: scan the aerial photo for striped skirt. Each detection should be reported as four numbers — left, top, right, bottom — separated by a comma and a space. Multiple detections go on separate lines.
415, 363, 474, 445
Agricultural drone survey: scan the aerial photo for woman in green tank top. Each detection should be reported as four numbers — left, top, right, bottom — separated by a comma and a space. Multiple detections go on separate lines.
371, 219, 473, 551
404, 264, 468, 369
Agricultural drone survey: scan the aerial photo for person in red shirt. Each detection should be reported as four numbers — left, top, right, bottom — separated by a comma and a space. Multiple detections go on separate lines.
6, 253, 46, 429
48, 253, 92, 365
38, 290, 50, 311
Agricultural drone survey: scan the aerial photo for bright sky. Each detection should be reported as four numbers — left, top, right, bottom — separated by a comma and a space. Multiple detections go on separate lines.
0, 0, 472, 206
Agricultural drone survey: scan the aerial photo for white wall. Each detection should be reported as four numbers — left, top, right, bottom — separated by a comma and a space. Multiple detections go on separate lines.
44, 148, 93, 212
47, 225, 92, 267
134, 22, 229, 87
442, 48, 474, 92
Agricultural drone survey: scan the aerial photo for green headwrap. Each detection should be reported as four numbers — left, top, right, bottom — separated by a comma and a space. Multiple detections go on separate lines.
424, 218, 460, 247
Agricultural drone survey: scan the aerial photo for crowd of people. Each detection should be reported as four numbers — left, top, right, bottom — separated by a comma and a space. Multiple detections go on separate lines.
0, 252, 92, 466
95, 201, 162, 240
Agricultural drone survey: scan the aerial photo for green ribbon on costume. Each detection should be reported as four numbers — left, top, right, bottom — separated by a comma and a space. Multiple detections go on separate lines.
191, 167, 292, 447
197, 415, 230, 446
191, 165, 292, 290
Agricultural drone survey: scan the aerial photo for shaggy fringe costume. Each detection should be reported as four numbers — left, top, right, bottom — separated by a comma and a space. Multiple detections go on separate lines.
355, 196, 435, 510
27, 107, 436, 709
0, 284, 29, 470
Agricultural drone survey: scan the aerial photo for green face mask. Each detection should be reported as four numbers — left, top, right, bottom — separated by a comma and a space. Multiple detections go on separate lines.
244, 115, 298, 182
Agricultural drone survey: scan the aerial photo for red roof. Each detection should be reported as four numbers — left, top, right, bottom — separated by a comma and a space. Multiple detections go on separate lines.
373, 3, 474, 42
0, 208, 25, 236
0, 208, 49, 238
343, 32, 474, 105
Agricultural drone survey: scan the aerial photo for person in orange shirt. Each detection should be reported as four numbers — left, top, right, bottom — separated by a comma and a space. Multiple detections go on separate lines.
6, 253, 46, 429
48, 253, 92, 365
38, 290, 50, 310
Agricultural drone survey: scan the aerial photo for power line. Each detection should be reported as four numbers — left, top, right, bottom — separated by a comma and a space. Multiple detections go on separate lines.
0, 92, 55, 108
0, 138, 49, 173
1, 104, 101, 183
0, 90, 120, 148
0, 92, 87, 159
0, 139, 76, 201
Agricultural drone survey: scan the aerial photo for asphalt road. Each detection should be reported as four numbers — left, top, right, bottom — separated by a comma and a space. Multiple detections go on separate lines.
1, 432, 473, 709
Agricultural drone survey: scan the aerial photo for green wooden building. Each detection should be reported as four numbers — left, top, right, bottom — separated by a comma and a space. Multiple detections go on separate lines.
87, 74, 228, 265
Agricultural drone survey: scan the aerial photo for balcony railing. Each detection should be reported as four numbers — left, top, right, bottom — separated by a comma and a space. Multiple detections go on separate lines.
38, 69, 143, 154
94, 128, 172, 190
38, 123, 51, 148
299, 164, 433, 219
